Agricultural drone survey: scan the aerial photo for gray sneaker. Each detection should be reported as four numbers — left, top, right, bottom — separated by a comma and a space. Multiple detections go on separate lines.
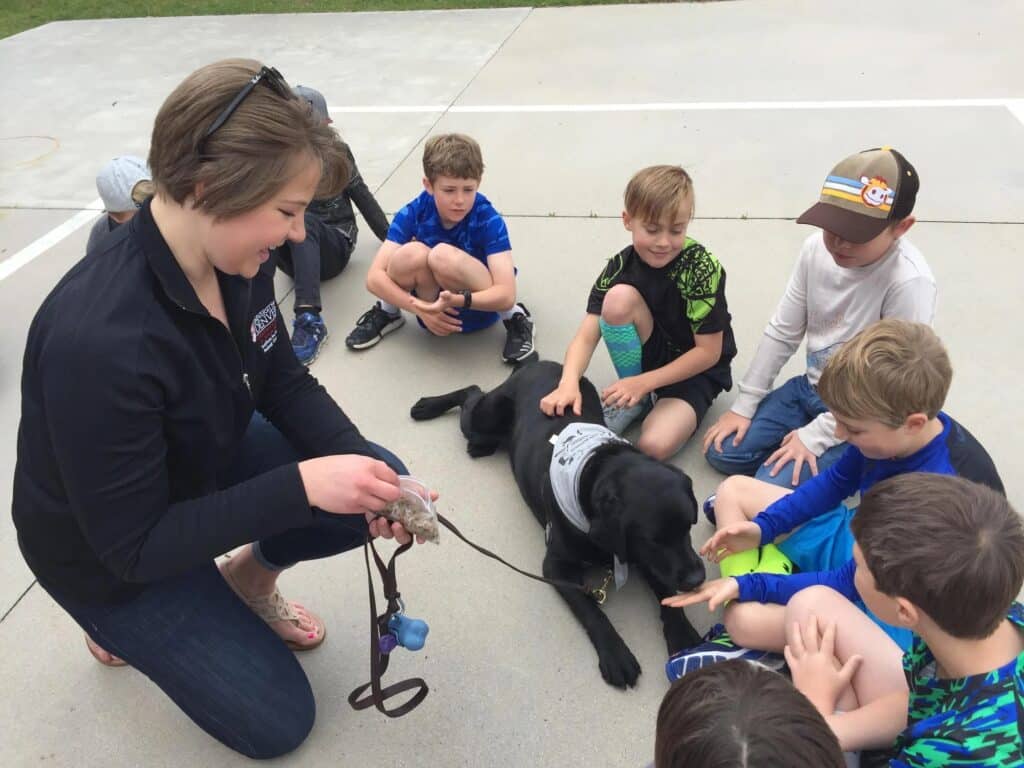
602, 396, 652, 435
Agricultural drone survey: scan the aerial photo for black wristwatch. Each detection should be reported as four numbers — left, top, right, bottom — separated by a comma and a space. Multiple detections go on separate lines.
461, 289, 473, 310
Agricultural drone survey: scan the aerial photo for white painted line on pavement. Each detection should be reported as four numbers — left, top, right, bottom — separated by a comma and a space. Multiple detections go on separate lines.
331, 97, 1020, 114
0, 199, 102, 283
1006, 100, 1024, 127
6, 97, 1024, 284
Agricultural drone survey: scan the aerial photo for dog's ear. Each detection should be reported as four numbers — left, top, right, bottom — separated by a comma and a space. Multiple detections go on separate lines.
679, 473, 699, 525
589, 484, 628, 560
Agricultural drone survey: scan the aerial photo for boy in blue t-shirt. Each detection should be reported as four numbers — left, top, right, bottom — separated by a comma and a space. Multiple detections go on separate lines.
344, 133, 535, 363
663, 321, 1004, 674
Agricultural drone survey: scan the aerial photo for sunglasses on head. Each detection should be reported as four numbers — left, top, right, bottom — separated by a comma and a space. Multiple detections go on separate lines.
197, 65, 291, 158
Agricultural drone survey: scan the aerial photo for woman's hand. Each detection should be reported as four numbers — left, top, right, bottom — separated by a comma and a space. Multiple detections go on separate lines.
298, 455, 401, 516
366, 489, 438, 546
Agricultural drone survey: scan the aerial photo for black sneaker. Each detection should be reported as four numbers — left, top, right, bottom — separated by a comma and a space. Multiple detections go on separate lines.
345, 302, 405, 350
502, 304, 535, 363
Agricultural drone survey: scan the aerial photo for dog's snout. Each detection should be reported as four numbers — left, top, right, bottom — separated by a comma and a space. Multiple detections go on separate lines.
679, 560, 706, 592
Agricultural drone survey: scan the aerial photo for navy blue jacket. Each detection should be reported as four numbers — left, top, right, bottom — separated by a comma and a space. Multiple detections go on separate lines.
13, 199, 375, 603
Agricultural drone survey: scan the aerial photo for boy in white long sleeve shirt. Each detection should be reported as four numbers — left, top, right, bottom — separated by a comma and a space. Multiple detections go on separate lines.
703, 147, 935, 489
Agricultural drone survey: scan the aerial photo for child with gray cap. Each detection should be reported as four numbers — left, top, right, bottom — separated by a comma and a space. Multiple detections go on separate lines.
85, 155, 153, 253
277, 84, 390, 365
702, 146, 936, 492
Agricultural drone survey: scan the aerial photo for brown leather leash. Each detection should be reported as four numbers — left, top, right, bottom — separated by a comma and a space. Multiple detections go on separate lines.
349, 511, 604, 717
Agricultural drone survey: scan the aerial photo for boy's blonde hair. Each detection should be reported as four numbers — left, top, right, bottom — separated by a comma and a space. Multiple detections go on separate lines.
624, 165, 694, 224
422, 134, 484, 182
149, 58, 349, 220
817, 319, 952, 427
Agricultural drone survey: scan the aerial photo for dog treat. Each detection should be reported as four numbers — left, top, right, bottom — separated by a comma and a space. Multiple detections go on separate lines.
381, 476, 441, 544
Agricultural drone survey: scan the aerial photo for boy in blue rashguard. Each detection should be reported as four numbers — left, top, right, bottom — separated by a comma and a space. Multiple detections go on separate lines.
344, 133, 535, 363
664, 320, 1004, 670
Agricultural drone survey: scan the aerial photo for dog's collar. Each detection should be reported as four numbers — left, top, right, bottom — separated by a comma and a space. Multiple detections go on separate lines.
548, 423, 629, 590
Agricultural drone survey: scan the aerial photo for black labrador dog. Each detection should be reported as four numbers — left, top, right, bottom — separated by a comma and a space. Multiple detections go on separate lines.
411, 359, 705, 688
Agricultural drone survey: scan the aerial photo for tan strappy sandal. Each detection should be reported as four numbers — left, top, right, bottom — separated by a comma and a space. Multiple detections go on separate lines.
220, 555, 327, 652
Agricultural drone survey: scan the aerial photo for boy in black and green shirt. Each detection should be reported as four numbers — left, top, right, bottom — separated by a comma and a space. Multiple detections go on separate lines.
540, 165, 735, 460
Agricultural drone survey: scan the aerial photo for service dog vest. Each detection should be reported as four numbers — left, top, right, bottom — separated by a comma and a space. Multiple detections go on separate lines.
549, 423, 629, 590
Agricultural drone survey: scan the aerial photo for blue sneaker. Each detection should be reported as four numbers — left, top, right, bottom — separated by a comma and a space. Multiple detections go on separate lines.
665, 624, 786, 681
702, 493, 717, 525
292, 311, 328, 366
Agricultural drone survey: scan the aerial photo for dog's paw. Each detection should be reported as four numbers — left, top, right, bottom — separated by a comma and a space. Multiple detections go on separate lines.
597, 641, 642, 689
466, 437, 499, 458
410, 397, 447, 421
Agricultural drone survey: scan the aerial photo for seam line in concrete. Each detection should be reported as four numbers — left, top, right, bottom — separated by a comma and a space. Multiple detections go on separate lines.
0, 580, 37, 625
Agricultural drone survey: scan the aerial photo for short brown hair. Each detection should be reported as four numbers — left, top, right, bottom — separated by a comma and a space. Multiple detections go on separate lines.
624, 165, 694, 224
655, 660, 844, 768
817, 319, 952, 427
149, 59, 349, 219
851, 473, 1023, 639
422, 133, 484, 182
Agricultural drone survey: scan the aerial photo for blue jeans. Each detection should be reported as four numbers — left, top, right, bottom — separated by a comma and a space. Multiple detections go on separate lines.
42, 415, 406, 758
705, 375, 846, 488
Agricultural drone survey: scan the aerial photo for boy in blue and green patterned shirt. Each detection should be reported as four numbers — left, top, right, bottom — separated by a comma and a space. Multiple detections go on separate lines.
785, 473, 1024, 765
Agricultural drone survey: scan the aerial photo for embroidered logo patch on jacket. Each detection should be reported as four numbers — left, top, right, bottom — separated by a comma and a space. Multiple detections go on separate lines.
251, 301, 279, 353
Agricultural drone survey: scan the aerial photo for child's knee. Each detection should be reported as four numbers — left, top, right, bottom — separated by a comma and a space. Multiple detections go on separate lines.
636, 432, 676, 461
599, 283, 645, 325
784, 585, 845, 625
715, 474, 757, 507
722, 604, 759, 647
389, 241, 430, 273
425, 243, 466, 280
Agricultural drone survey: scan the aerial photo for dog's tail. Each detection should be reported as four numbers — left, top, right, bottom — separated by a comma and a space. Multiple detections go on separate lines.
410, 386, 483, 421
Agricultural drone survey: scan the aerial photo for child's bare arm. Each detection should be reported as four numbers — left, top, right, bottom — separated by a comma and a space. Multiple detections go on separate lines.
540, 315, 601, 417
365, 240, 419, 311
826, 691, 908, 752
467, 250, 515, 311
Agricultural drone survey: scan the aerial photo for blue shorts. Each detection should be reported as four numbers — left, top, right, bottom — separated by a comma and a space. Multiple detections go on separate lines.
776, 504, 913, 651
415, 306, 499, 334
777, 503, 857, 573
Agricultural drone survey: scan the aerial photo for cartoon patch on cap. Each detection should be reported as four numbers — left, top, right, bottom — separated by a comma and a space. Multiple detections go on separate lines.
859, 176, 895, 209
821, 174, 895, 212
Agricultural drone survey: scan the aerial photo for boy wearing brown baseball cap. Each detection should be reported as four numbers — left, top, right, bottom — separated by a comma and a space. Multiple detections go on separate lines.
702, 147, 935, 500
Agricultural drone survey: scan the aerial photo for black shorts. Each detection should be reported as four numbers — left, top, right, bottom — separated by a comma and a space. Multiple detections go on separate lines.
641, 323, 725, 425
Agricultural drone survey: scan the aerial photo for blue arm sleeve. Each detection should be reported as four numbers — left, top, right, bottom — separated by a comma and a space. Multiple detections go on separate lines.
754, 447, 863, 543
735, 558, 858, 605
